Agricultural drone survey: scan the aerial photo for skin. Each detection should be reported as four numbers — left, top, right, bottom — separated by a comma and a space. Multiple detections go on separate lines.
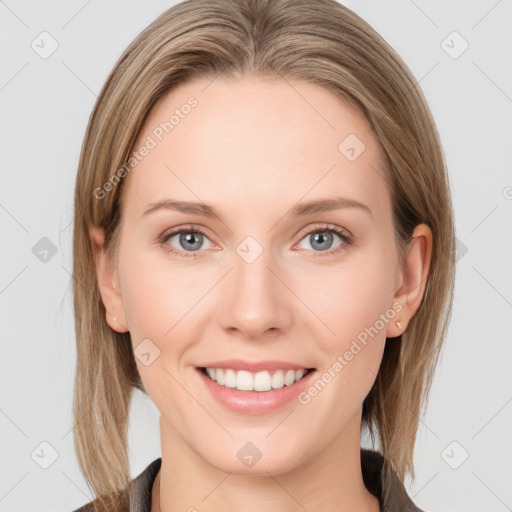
89, 74, 432, 512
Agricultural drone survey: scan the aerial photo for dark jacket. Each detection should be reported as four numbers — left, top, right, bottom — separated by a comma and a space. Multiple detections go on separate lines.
72, 448, 423, 511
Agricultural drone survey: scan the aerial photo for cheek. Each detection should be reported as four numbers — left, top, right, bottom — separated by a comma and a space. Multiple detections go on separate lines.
302, 261, 392, 411
117, 245, 208, 378
120, 271, 169, 339
299, 253, 394, 346
117, 240, 195, 336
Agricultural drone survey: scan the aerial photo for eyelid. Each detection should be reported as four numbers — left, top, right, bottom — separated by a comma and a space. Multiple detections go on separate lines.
294, 222, 353, 241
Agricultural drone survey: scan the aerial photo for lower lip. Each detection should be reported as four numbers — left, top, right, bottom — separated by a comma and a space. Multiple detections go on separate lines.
196, 367, 316, 415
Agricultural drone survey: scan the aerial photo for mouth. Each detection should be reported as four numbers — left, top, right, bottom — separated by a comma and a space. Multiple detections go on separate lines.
197, 366, 316, 392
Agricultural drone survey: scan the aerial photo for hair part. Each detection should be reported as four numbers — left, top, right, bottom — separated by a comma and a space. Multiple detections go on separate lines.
72, 0, 456, 510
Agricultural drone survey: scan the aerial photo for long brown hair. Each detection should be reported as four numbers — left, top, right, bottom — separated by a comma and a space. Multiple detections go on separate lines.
72, 0, 456, 509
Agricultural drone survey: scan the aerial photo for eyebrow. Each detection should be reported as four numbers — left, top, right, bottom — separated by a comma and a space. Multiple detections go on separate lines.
141, 197, 373, 221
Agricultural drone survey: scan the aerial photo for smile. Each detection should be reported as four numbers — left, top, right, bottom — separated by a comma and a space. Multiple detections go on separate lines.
201, 367, 314, 392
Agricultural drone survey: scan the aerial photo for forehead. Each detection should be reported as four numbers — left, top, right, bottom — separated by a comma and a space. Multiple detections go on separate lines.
122, 75, 391, 223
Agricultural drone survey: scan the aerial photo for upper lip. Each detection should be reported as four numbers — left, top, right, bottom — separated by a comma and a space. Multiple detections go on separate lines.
198, 359, 315, 372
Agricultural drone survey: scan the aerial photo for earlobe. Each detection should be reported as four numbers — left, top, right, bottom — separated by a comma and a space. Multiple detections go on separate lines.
388, 223, 433, 338
88, 224, 128, 333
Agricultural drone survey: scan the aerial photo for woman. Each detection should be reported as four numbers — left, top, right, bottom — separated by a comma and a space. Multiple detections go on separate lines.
71, 0, 455, 510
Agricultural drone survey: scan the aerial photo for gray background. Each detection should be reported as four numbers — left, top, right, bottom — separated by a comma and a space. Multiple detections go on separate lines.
1, 1, 511, 511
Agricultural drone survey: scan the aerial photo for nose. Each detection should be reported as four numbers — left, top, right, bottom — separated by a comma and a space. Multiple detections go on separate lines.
217, 246, 293, 339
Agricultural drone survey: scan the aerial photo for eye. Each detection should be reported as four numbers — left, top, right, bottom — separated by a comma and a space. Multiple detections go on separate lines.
158, 225, 213, 258
157, 223, 353, 259
295, 224, 353, 256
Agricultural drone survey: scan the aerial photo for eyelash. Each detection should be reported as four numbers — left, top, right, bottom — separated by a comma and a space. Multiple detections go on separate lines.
157, 223, 353, 259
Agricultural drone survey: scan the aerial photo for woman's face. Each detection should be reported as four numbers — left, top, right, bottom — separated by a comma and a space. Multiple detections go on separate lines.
94, 75, 425, 475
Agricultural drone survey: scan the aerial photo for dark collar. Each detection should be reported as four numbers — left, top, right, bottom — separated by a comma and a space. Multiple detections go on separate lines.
76, 449, 423, 512
360, 448, 424, 511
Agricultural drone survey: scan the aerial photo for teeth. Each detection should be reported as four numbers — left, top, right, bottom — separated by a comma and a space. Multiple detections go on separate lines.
204, 368, 309, 392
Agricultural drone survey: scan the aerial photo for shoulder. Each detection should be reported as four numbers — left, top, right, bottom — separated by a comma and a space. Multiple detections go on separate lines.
71, 458, 162, 512
361, 448, 425, 512
70, 504, 92, 512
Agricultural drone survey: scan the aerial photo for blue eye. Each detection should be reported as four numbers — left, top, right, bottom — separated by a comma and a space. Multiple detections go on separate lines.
159, 226, 212, 258
294, 224, 353, 257
158, 223, 353, 259
297, 227, 350, 255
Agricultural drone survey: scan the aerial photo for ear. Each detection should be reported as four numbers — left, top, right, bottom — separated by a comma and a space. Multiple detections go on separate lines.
387, 223, 433, 338
89, 224, 128, 333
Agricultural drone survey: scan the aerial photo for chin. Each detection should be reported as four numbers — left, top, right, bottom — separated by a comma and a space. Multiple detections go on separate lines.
200, 444, 307, 477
